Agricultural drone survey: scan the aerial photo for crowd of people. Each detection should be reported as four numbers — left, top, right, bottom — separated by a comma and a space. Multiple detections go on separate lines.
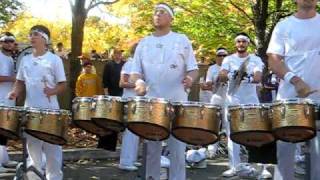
0, 1, 319, 180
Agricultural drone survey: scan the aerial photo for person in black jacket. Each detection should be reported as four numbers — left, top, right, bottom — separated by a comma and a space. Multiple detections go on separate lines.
97, 48, 125, 151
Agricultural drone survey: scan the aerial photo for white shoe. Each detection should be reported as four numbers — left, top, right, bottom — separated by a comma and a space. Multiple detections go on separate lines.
3, 160, 19, 168
258, 169, 272, 179
222, 168, 236, 177
118, 164, 138, 171
134, 162, 142, 167
236, 163, 260, 178
161, 156, 170, 168
0, 166, 9, 173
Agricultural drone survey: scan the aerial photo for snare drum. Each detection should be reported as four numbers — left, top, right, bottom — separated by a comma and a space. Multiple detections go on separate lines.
25, 108, 70, 145
91, 96, 125, 132
0, 106, 24, 140
127, 97, 171, 141
228, 104, 274, 147
271, 99, 316, 143
72, 97, 110, 136
172, 102, 221, 146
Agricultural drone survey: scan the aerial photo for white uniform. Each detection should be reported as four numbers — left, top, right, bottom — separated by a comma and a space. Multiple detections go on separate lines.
132, 31, 198, 180
17, 51, 66, 180
267, 13, 320, 180
0, 51, 15, 165
220, 54, 264, 170
119, 58, 139, 167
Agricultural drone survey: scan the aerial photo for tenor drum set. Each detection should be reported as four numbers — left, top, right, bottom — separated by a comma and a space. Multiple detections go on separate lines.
0, 97, 318, 148
71, 96, 320, 147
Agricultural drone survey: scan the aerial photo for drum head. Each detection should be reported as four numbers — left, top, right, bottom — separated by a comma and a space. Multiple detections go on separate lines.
172, 127, 218, 146
127, 122, 169, 141
25, 130, 67, 145
73, 120, 112, 136
230, 131, 275, 147
273, 126, 316, 143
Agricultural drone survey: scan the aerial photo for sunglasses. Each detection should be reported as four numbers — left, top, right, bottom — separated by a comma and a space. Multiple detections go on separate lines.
3, 39, 15, 43
217, 54, 227, 57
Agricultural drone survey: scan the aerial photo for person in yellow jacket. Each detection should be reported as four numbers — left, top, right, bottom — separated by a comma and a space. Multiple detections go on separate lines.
75, 61, 103, 97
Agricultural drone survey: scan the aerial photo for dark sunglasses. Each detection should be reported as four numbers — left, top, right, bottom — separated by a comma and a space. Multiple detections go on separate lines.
217, 54, 227, 57
3, 39, 15, 43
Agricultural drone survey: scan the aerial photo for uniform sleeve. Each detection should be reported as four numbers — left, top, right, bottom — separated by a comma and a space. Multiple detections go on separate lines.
253, 57, 265, 73
16, 57, 25, 81
0, 59, 9, 76
75, 75, 83, 97
121, 61, 130, 75
220, 57, 231, 72
267, 22, 285, 56
205, 66, 214, 83
182, 35, 198, 71
131, 42, 144, 75
54, 56, 67, 82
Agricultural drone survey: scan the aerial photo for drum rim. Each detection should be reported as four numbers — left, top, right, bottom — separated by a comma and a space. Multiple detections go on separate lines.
0, 106, 25, 111
202, 103, 221, 109
176, 101, 203, 107
93, 95, 126, 102
72, 97, 92, 103
228, 104, 263, 110
150, 98, 170, 104
127, 96, 151, 102
272, 98, 315, 106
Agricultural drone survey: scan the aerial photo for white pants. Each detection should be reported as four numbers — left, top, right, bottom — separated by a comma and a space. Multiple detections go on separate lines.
224, 107, 241, 169
25, 134, 63, 180
145, 135, 186, 180
0, 145, 9, 165
274, 134, 320, 180
120, 129, 139, 166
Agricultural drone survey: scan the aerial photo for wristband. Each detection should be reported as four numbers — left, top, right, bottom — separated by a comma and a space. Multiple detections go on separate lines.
135, 79, 146, 86
185, 75, 193, 83
284, 72, 296, 84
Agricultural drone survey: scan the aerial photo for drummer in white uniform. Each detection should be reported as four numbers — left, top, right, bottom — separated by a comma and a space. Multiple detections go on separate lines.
131, 3, 198, 179
0, 32, 19, 172
119, 43, 140, 171
267, 0, 320, 179
9, 25, 66, 180
218, 32, 271, 178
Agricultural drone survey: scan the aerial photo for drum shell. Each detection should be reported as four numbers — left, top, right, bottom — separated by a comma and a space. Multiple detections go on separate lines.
25, 109, 70, 145
0, 106, 23, 140
315, 103, 320, 131
127, 98, 170, 141
229, 105, 274, 147
172, 103, 221, 145
91, 96, 125, 132
72, 97, 110, 136
271, 99, 316, 143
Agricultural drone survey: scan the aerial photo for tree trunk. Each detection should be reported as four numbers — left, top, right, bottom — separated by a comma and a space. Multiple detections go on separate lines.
69, 0, 87, 108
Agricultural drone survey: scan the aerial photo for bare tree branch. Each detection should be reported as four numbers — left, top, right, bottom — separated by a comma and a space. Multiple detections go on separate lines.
229, 0, 254, 24
86, 0, 119, 13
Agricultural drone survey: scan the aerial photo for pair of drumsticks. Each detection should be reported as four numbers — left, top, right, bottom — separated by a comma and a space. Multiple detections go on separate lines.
42, 76, 51, 103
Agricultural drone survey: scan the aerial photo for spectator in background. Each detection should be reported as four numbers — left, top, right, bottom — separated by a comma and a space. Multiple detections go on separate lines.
90, 49, 101, 60
75, 61, 103, 97
98, 48, 125, 152
101, 49, 109, 60
55, 42, 68, 60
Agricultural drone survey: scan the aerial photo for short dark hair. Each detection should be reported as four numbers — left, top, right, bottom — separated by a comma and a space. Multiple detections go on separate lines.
235, 32, 250, 39
57, 42, 63, 47
1, 32, 14, 37
30, 25, 50, 39
216, 47, 227, 51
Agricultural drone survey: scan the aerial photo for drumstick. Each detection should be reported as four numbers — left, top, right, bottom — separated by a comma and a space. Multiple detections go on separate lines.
42, 76, 51, 103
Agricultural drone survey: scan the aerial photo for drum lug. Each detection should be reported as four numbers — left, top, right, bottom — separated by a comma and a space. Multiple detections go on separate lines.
304, 105, 311, 118
149, 104, 153, 116
240, 109, 244, 122
108, 102, 112, 113
131, 103, 136, 114
217, 111, 221, 121
200, 108, 204, 120
91, 102, 96, 111
281, 105, 286, 119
